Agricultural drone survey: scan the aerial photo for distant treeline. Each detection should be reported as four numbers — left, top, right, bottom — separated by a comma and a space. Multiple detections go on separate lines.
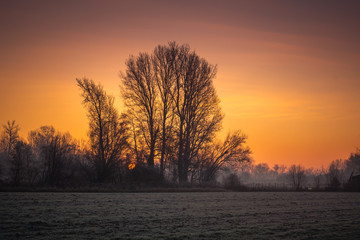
220, 154, 360, 191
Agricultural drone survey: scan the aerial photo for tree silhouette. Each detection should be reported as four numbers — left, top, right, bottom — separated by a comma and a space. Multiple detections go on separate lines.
121, 42, 224, 183
28, 126, 76, 186
10, 140, 32, 186
77, 78, 128, 183
326, 159, 345, 190
120, 42, 249, 183
121, 53, 159, 168
345, 149, 360, 176
170, 43, 223, 183
0, 120, 20, 154
288, 164, 306, 190
122, 111, 148, 166
152, 42, 179, 177
199, 131, 251, 182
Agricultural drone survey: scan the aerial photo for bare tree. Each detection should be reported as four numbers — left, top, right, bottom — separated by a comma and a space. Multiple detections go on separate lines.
122, 110, 147, 166
77, 78, 128, 182
311, 168, 324, 190
28, 126, 77, 186
171, 44, 223, 183
120, 42, 249, 183
152, 42, 179, 177
0, 120, 21, 184
288, 164, 306, 190
0, 120, 20, 154
326, 159, 345, 189
252, 163, 271, 178
121, 53, 159, 168
198, 131, 250, 182
9, 140, 33, 186
272, 164, 287, 176
345, 149, 360, 177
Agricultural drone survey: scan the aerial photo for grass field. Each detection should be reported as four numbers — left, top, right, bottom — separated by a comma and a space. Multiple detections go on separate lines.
1, 192, 360, 239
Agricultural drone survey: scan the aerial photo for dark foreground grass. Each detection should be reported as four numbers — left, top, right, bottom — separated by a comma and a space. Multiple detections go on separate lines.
1, 192, 360, 239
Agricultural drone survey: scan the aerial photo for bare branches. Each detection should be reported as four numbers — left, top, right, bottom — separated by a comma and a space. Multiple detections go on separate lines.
120, 42, 248, 183
198, 130, 251, 182
288, 164, 306, 190
28, 126, 77, 186
77, 78, 128, 182
121, 51, 160, 168
0, 120, 20, 154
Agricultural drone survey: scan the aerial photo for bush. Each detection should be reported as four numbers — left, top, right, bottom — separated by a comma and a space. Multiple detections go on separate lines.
129, 166, 163, 186
223, 173, 247, 191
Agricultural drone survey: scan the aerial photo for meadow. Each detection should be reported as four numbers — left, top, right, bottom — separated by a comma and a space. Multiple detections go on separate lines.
1, 192, 360, 239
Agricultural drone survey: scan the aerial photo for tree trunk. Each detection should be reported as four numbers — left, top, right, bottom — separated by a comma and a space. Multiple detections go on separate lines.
159, 104, 168, 178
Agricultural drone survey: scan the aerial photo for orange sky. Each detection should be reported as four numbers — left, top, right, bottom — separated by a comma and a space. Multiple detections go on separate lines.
1, 0, 359, 169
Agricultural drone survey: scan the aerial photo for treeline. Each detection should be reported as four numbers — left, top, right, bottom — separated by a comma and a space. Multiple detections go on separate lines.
0, 119, 359, 191
0, 42, 251, 188
222, 153, 360, 191
1, 42, 358, 191
0, 122, 84, 187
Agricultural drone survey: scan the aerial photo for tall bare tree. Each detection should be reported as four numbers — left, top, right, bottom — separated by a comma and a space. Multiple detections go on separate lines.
152, 42, 179, 177
120, 42, 249, 183
171, 44, 223, 183
77, 78, 128, 182
121, 53, 159, 168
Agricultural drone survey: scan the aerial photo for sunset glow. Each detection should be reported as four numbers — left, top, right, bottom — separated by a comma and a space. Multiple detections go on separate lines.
128, 163, 136, 171
1, 0, 359, 169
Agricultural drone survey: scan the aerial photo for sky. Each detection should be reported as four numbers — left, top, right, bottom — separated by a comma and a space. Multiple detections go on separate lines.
1, 0, 360, 168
